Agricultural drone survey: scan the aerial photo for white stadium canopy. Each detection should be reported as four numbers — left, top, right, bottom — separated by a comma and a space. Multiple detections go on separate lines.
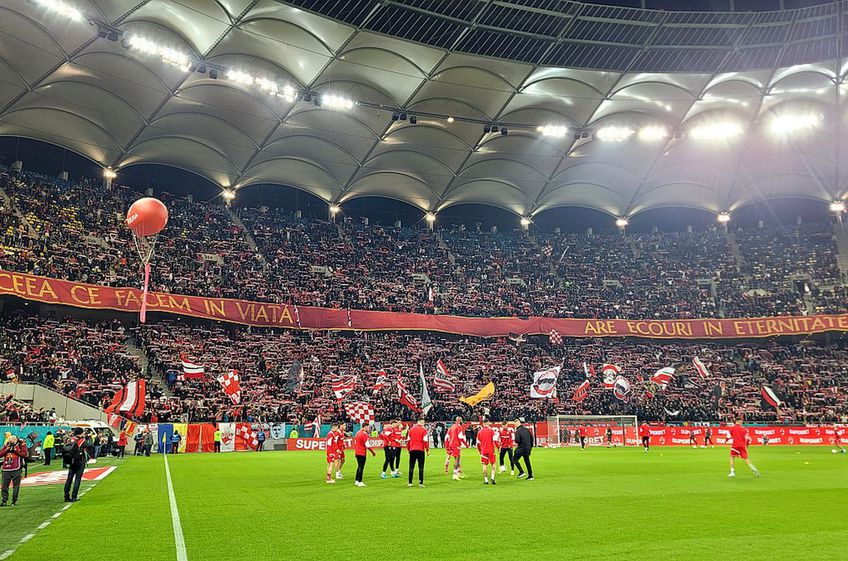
1, 0, 847, 218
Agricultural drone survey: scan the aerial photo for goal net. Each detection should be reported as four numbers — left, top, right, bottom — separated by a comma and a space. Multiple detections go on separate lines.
546, 415, 638, 448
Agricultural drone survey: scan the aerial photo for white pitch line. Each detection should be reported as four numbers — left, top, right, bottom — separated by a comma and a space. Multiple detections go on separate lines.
0, 549, 14, 560
36, 521, 51, 530
163, 454, 188, 561
19, 534, 34, 543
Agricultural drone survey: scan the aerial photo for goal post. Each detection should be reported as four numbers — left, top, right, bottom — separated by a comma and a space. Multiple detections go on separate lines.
546, 415, 639, 447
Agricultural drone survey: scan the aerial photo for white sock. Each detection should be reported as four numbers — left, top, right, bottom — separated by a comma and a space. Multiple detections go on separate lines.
749, 464, 757, 471
484, 477, 488, 483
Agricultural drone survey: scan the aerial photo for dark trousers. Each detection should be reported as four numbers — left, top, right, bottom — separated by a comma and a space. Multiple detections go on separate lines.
355, 454, 367, 483
642, 436, 650, 449
171, 443, 179, 454
392, 447, 401, 470
408, 450, 425, 485
64, 465, 84, 500
214, 442, 221, 453
143, 445, 151, 456
43, 448, 53, 466
382, 447, 393, 472
257, 441, 264, 451
117, 446, 125, 459
580, 436, 586, 449
499, 447, 514, 468
1, 469, 21, 504
514, 448, 533, 478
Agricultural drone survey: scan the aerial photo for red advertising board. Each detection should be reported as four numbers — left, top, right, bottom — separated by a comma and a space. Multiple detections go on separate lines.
548, 425, 844, 447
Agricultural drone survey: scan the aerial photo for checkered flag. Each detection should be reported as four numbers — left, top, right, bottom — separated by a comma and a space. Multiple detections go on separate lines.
237, 424, 258, 450
549, 329, 562, 345
344, 401, 375, 425
542, 245, 553, 257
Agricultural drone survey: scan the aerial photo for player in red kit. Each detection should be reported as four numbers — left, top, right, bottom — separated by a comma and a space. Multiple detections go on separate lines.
445, 416, 466, 480
578, 426, 587, 450
325, 423, 339, 484
728, 419, 760, 478
354, 422, 376, 487
477, 420, 497, 485
335, 422, 347, 479
380, 420, 401, 478
640, 422, 651, 452
833, 424, 846, 454
406, 418, 430, 487
498, 421, 515, 475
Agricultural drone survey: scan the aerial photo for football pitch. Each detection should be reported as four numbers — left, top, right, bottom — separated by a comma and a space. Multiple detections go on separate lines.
2, 446, 846, 561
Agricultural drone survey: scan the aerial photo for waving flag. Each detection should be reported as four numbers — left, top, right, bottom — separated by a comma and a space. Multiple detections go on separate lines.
650, 367, 675, 389
692, 356, 710, 379
397, 378, 421, 413
761, 385, 782, 408
217, 369, 241, 404
572, 380, 590, 402
344, 401, 375, 425
180, 354, 205, 379
372, 371, 388, 394
433, 360, 456, 393
583, 362, 595, 378
304, 416, 321, 438
530, 366, 560, 399
331, 376, 356, 401
459, 382, 495, 407
549, 329, 562, 345
542, 245, 553, 257
613, 376, 631, 401
601, 364, 620, 388
105, 379, 146, 418
419, 363, 433, 415
237, 424, 258, 450
285, 360, 303, 392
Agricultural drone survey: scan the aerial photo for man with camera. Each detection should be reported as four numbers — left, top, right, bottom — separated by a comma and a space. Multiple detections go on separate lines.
64, 428, 91, 503
0, 435, 28, 506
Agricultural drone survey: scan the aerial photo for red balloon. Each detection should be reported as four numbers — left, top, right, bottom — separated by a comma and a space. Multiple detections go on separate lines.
126, 197, 168, 237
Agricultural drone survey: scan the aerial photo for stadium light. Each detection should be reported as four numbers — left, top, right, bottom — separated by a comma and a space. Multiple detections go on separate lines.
520, 216, 532, 227
32, 0, 83, 21
322, 94, 353, 110
255, 77, 278, 95
690, 121, 744, 141
768, 113, 822, 136
717, 212, 731, 223
329, 204, 341, 215
281, 85, 296, 103
126, 35, 191, 71
425, 212, 437, 223
446, 116, 454, 123
539, 125, 569, 138
596, 126, 634, 142
616, 218, 629, 228
227, 70, 255, 86
638, 125, 669, 142
830, 201, 845, 213
221, 189, 236, 202
102, 167, 117, 180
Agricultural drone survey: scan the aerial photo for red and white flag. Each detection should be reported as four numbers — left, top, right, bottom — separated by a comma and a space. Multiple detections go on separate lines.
613, 376, 631, 401
331, 375, 356, 401
237, 424, 258, 450
344, 401, 375, 425
583, 362, 596, 379
372, 371, 387, 394
530, 366, 560, 399
761, 385, 782, 408
397, 378, 421, 413
601, 364, 620, 388
572, 380, 590, 402
105, 379, 146, 418
217, 369, 241, 404
692, 356, 710, 379
433, 359, 456, 393
180, 354, 205, 378
650, 367, 675, 389
549, 329, 562, 345
304, 416, 321, 438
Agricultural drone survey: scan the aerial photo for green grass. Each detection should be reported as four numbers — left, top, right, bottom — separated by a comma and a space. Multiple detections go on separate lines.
6, 447, 848, 560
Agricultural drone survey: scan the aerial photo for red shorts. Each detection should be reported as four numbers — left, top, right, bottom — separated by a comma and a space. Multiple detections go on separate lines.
480, 451, 496, 465
730, 447, 748, 459
447, 447, 461, 458
338, 450, 346, 459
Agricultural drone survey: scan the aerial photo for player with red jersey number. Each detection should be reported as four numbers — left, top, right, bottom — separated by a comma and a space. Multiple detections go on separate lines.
498, 422, 516, 475
325, 423, 339, 484
477, 421, 497, 485
445, 417, 466, 480
728, 419, 760, 478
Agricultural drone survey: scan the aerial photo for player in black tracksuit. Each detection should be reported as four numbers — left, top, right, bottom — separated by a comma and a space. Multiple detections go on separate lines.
64, 428, 92, 502
513, 419, 534, 480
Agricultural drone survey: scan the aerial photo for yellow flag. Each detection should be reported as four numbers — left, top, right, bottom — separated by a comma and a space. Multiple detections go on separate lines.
459, 382, 495, 407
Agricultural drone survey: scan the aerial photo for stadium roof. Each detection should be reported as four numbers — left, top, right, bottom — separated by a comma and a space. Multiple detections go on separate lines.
1, 0, 847, 218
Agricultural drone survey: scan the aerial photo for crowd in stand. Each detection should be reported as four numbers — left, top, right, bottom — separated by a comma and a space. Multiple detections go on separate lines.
1, 167, 847, 320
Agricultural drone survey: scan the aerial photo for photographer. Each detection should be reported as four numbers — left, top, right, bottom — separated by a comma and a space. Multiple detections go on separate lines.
64, 428, 90, 503
0, 435, 28, 506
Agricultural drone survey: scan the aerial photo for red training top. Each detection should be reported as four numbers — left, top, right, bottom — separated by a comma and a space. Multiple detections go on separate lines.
477, 426, 495, 455
499, 426, 515, 448
381, 427, 400, 448
407, 424, 430, 452
729, 424, 749, 449
325, 430, 337, 454
354, 429, 372, 456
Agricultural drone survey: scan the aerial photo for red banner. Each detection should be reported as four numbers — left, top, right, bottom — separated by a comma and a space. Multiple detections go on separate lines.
4, 269, 848, 339
550, 425, 844, 447
287, 437, 385, 451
